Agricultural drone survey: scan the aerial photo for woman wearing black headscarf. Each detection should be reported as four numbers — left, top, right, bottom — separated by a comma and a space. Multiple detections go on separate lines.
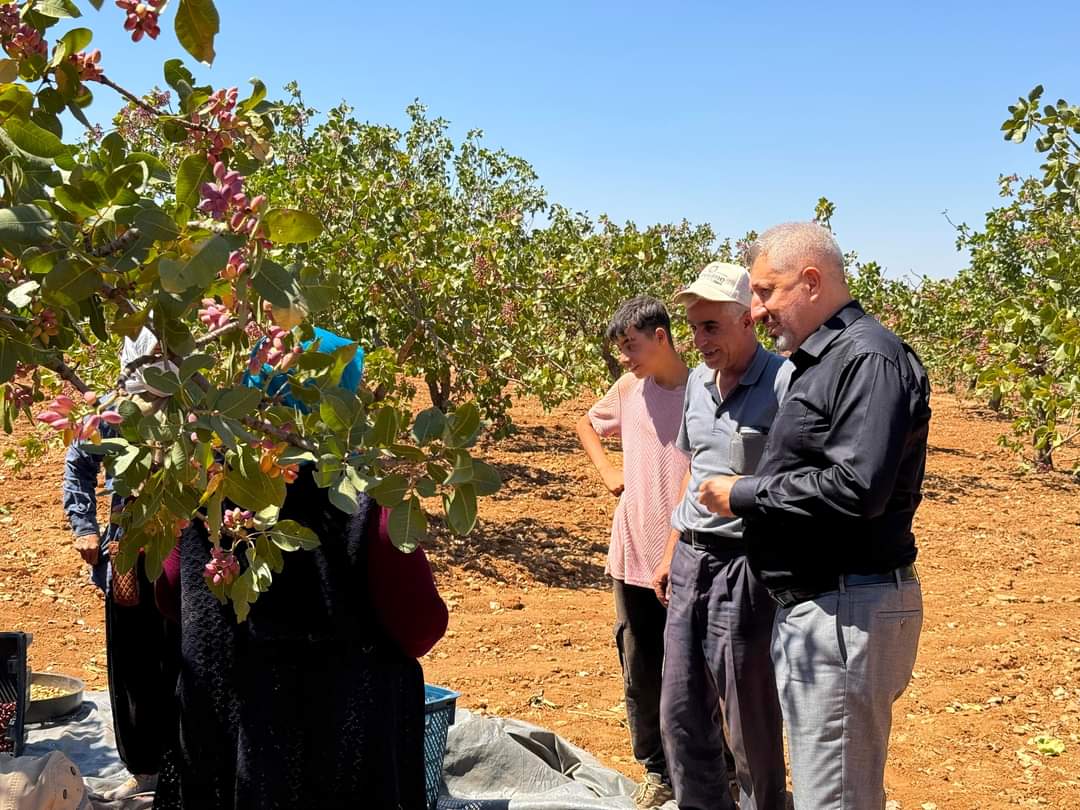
155, 330, 446, 810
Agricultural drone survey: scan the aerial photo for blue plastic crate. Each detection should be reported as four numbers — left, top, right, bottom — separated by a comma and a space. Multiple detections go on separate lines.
424, 684, 460, 809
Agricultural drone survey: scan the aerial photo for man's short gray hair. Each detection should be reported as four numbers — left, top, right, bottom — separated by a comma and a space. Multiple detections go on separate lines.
748, 222, 844, 276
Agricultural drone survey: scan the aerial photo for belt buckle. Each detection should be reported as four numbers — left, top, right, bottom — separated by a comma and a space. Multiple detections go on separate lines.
771, 589, 797, 609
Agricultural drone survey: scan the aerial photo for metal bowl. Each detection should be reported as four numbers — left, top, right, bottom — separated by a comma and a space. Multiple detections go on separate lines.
25, 672, 85, 724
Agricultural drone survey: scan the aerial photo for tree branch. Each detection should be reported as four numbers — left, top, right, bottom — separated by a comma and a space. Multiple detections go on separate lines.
115, 322, 241, 391
240, 415, 317, 453
97, 73, 210, 132
42, 356, 90, 394
90, 228, 141, 258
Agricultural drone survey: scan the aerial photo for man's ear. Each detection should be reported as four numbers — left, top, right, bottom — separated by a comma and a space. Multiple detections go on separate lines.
653, 327, 669, 345
801, 265, 823, 300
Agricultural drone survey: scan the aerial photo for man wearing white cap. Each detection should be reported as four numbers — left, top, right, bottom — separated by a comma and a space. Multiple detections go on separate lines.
652, 262, 789, 810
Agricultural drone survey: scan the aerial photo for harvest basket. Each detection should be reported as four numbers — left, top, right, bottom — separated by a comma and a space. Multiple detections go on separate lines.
0, 632, 30, 756
423, 684, 460, 809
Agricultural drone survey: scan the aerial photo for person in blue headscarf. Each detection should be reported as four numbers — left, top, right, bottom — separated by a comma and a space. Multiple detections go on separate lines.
242, 326, 365, 410
155, 328, 437, 810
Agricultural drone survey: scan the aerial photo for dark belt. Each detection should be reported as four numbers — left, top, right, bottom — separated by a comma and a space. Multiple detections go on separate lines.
679, 529, 746, 555
770, 564, 919, 609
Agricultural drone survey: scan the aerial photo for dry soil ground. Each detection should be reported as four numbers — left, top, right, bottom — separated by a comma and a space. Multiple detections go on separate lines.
1, 392, 1079, 809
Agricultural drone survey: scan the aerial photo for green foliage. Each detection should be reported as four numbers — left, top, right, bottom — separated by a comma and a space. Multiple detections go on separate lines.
840, 86, 1080, 476
0, 0, 500, 622
246, 94, 728, 431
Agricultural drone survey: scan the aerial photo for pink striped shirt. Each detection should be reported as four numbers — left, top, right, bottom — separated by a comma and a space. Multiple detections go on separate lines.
589, 373, 689, 588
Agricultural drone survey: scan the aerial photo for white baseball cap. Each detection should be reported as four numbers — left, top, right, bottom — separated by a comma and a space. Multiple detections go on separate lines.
672, 261, 752, 308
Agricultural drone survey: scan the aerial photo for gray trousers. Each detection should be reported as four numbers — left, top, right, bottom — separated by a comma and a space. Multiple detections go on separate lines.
771, 577, 923, 810
660, 543, 786, 810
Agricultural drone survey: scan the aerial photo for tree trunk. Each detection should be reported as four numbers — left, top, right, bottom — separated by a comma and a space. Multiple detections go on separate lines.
426, 369, 452, 413
600, 344, 622, 382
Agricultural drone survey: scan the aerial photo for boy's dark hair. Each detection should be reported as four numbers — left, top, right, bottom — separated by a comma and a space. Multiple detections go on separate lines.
605, 296, 672, 342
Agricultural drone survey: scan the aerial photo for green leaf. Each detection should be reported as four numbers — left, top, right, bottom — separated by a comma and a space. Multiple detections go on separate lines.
163, 58, 196, 93
415, 477, 437, 498
445, 450, 473, 485
181, 234, 231, 290
367, 473, 408, 508
263, 208, 323, 244
4, 118, 66, 158
328, 474, 360, 513
388, 444, 426, 462
245, 544, 272, 591
111, 442, 144, 477
134, 208, 180, 243
256, 534, 284, 573
0, 205, 51, 250
175, 154, 211, 209
215, 386, 261, 418
299, 268, 336, 313
1030, 735, 1065, 757
112, 529, 142, 575
0, 339, 30, 384
157, 259, 186, 295
367, 405, 399, 446
445, 483, 478, 535
50, 27, 91, 67
141, 367, 180, 395
412, 407, 446, 445
223, 462, 285, 511
240, 77, 266, 112
251, 259, 300, 308
34, 0, 80, 19
471, 460, 502, 496
319, 388, 363, 440
270, 518, 321, 552
178, 353, 214, 380
127, 152, 171, 181
229, 569, 257, 622
43, 259, 99, 307
174, 0, 220, 65
142, 532, 172, 583
37, 87, 65, 114
81, 438, 132, 457
0, 60, 18, 83
276, 446, 316, 466
161, 119, 190, 144
387, 495, 427, 553
444, 401, 481, 448
167, 441, 188, 470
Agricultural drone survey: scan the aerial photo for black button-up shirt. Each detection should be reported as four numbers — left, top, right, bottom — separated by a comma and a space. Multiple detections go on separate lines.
729, 300, 931, 592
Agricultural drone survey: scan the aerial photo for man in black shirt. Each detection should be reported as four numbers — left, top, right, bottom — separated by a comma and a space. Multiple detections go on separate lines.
695, 221, 930, 810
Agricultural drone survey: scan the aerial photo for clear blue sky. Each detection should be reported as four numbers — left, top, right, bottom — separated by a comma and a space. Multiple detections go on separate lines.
77, 0, 1080, 280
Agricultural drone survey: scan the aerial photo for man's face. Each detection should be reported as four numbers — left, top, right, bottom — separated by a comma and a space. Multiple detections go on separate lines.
685, 299, 747, 371
614, 325, 667, 378
749, 255, 813, 353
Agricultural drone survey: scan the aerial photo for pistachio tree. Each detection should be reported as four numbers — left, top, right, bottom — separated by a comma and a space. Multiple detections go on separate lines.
0, 0, 499, 620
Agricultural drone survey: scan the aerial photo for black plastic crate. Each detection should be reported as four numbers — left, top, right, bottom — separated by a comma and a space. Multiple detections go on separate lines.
0, 632, 30, 756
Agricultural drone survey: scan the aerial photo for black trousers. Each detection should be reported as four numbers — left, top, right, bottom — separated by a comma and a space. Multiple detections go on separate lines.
104, 555, 180, 776
612, 578, 667, 777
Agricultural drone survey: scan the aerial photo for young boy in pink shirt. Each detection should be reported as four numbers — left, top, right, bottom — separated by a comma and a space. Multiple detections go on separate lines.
575, 296, 689, 809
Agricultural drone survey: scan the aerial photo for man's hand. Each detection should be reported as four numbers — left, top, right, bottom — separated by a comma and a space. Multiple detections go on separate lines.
697, 475, 742, 517
601, 467, 625, 497
651, 557, 673, 607
73, 534, 100, 565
